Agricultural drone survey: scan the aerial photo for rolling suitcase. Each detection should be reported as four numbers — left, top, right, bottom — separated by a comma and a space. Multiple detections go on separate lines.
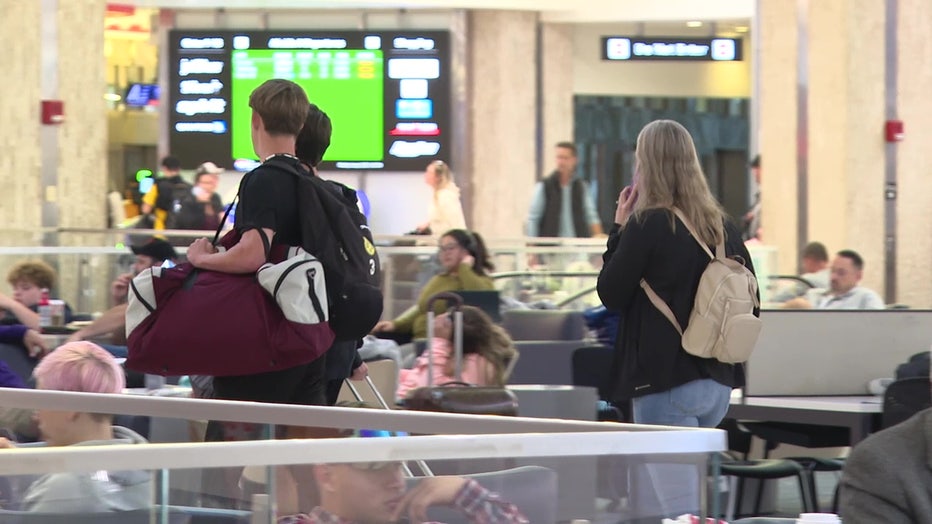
403, 292, 519, 417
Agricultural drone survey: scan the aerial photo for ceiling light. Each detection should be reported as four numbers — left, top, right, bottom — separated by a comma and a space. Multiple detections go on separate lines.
686, 21, 703, 28
735, 26, 749, 33
104, 93, 122, 102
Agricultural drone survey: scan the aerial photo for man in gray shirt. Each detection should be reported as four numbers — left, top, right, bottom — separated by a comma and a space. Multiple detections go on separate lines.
792, 250, 884, 309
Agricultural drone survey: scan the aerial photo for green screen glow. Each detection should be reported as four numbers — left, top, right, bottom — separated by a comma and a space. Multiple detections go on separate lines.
231, 49, 384, 162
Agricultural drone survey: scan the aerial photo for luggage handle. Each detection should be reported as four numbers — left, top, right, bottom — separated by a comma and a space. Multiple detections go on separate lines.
344, 377, 434, 477
425, 292, 465, 386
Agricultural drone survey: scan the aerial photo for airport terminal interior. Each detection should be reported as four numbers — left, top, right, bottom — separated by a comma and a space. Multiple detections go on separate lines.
0, 0, 930, 522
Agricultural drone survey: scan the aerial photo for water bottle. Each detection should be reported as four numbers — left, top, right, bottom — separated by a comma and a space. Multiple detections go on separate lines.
37, 289, 51, 332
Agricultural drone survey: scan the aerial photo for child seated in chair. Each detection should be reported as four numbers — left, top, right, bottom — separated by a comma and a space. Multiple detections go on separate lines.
396, 306, 517, 401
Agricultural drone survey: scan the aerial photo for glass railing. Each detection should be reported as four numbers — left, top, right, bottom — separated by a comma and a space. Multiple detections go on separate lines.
0, 228, 790, 320
0, 388, 725, 523
0, 231, 609, 320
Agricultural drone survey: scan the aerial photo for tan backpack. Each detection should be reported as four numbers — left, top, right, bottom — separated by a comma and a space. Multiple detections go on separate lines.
641, 208, 761, 364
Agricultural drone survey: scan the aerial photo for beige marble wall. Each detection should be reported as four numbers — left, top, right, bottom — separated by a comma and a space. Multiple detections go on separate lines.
0, 1, 108, 308
540, 22, 574, 180
467, 10, 539, 239
896, 0, 932, 307
758, 0, 799, 274
58, 0, 108, 234
0, 0, 42, 246
807, 0, 886, 294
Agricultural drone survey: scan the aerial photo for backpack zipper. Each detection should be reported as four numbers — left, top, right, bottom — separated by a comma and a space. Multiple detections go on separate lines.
306, 268, 326, 321
272, 258, 316, 298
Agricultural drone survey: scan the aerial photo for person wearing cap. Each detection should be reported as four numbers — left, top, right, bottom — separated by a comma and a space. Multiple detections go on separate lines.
174, 162, 226, 231
743, 154, 761, 241
141, 155, 191, 230
278, 462, 528, 524
66, 239, 178, 350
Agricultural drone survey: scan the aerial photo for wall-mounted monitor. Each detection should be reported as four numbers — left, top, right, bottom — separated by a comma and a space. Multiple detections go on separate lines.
602, 36, 743, 62
125, 83, 160, 107
168, 30, 451, 171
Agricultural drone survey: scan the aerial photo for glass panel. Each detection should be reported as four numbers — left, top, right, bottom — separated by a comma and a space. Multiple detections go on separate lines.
0, 389, 724, 523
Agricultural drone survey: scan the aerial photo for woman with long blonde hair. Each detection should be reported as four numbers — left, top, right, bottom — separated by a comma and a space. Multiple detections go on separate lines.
415, 160, 467, 235
596, 119, 756, 428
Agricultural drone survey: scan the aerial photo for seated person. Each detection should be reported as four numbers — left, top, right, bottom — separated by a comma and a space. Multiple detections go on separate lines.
783, 250, 884, 310
0, 325, 48, 362
396, 306, 516, 401
839, 406, 932, 522
0, 327, 50, 438
0, 260, 74, 330
67, 239, 178, 352
771, 241, 831, 302
278, 461, 528, 524
0, 324, 48, 384
372, 229, 495, 343
0, 342, 151, 512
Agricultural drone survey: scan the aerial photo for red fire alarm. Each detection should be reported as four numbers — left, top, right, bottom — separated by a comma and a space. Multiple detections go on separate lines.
885, 120, 904, 142
41, 100, 64, 125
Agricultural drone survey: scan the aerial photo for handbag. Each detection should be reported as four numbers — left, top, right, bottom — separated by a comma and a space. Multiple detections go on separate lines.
125, 196, 334, 377
402, 292, 518, 417
404, 381, 518, 417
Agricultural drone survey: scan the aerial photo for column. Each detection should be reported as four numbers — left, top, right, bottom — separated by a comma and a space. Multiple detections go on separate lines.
896, 0, 932, 307
806, 0, 886, 293
757, 0, 799, 274
540, 22, 575, 179
0, 0, 42, 246
57, 0, 109, 235
466, 10, 539, 239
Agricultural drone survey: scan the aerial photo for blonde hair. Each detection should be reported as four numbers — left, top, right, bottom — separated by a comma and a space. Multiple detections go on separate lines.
430, 160, 456, 196
633, 120, 725, 246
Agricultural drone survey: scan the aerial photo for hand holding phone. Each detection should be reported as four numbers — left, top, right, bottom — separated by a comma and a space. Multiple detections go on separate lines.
615, 185, 639, 226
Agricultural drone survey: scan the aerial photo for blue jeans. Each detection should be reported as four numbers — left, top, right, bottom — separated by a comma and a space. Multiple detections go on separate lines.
632, 378, 732, 428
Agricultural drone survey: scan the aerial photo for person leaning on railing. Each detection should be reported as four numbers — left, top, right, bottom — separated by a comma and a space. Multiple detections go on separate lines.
371, 229, 495, 344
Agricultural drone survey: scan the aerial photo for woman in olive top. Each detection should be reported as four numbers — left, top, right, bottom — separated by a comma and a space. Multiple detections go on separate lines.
373, 229, 494, 340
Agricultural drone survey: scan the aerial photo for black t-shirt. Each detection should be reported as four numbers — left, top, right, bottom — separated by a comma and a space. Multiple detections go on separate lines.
234, 158, 303, 247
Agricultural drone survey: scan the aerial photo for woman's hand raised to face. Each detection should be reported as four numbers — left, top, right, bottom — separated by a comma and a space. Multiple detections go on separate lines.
614, 185, 639, 227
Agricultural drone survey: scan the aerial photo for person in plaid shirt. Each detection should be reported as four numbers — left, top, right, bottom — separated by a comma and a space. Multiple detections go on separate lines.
277, 461, 528, 524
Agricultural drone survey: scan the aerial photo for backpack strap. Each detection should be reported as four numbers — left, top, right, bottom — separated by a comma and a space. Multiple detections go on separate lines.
670, 207, 717, 260
640, 279, 684, 336
641, 207, 726, 337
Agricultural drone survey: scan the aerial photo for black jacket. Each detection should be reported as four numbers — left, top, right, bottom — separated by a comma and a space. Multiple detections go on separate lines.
538, 172, 590, 238
597, 208, 752, 402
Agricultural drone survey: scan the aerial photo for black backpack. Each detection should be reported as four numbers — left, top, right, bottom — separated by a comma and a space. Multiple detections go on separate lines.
154, 176, 193, 229
264, 158, 383, 341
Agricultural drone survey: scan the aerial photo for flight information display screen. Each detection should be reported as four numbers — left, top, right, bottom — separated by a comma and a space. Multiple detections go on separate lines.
168, 30, 451, 171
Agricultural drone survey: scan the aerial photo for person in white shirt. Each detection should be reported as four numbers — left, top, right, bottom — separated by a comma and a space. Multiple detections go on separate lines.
414, 160, 466, 236
799, 241, 831, 289
787, 249, 885, 310
771, 241, 831, 303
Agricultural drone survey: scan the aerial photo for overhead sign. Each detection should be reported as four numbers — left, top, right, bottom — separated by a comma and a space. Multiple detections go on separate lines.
602, 36, 743, 62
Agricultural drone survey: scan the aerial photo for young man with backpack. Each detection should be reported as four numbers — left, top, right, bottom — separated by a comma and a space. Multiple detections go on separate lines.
293, 103, 374, 405
140, 155, 192, 230
185, 79, 326, 425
